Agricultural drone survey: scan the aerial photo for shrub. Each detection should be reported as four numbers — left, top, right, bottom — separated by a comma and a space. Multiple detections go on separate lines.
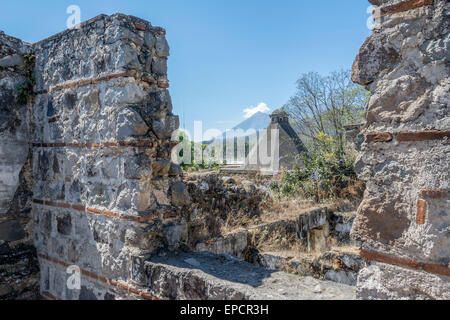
16, 79, 35, 104
268, 132, 362, 202
16, 53, 36, 105
176, 133, 226, 172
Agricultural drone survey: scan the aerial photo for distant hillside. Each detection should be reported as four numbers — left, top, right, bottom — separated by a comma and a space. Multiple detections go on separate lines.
232, 111, 270, 133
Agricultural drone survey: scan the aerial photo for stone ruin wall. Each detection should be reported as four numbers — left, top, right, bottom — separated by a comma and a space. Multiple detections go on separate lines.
0, 32, 40, 299
33, 14, 195, 300
1, 14, 193, 300
1, 3, 449, 300
352, 0, 449, 299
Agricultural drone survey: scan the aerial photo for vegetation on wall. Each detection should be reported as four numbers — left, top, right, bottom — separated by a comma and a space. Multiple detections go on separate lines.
16, 53, 36, 105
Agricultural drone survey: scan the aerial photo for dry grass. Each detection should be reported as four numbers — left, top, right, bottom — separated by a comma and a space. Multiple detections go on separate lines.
258, 199, 322, 223
219, 199, 321, 236
186, 170, 362, 259
219, 189, 360, 237
255, 237, 305, 256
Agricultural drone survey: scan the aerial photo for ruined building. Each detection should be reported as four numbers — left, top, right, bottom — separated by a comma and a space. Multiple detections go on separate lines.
0, 13, 355, 300
351, 0, 449, 299
0, 0, 449, 301
0, 31, 39, 299
244, 109, 307, 174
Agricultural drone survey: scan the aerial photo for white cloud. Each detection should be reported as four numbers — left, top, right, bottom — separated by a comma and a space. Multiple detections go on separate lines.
243, 102, 270, 119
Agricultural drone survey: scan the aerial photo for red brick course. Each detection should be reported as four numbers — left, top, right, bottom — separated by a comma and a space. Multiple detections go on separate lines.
45, 201, 70, 209
366, 133, 393, 143
38, 254, 161, 300
397, 130, 450, 142
360, 250, 421, 270
423, 263, 450, 277
134, 22, 146, 31
416, 199, 427, 225
51, 71, 133, 92
366, 130, 450, 143
359, 249, 450, 277
380, 0, 434, 17
35, 71, 138, 95
157, 79, 170, 89
32, 140, 156, 149
33, 199, 167, 223
71, 204, 86, 212
420, 190, 448, 199
48, 116, 60, 123
42, 291, 58, 300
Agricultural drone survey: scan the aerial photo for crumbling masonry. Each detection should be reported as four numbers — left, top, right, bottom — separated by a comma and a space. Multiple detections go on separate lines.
0, 14, 357, 300
0, 31, 39, 299
0, 0, 449, 300
352, 0, 449, 299
1, 14, 188, 300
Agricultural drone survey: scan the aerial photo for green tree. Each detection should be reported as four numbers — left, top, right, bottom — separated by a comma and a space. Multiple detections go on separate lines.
286, 70, 369, 157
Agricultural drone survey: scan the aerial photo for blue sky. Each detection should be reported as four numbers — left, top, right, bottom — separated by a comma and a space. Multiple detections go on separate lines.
1, 0, 372, 137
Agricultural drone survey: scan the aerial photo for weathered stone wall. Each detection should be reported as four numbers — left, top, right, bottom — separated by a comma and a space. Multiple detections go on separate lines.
0, 32, 40, 299
30, 14, 188, 300
1, 2, 447, 300
352, 0, 449, 299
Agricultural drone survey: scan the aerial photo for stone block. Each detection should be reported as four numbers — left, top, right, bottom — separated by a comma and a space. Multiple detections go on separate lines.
171, 181, 191, 207
116, 107, 149, 139
151, 56, 167, 76
68, 179, 84, 203
0, 54, 24, 68
56, 213, 72, 236
144, 32, 156, 48
123, 153, 152, 179
41, 211, 52, 233
152, 159, 171, 177
163, 223, 188, 247
102, 82, 145, 106
0, 220, 26, 241
169, 163, 183, 176
155, 37, 170, 57
151, 119, 166, 139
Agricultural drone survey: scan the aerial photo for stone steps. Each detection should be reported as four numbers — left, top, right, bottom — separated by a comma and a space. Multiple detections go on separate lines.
195, 207, 332, 258
255, 250, 364, 286
142, 251, 355, 300
193, 208, 364, 286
